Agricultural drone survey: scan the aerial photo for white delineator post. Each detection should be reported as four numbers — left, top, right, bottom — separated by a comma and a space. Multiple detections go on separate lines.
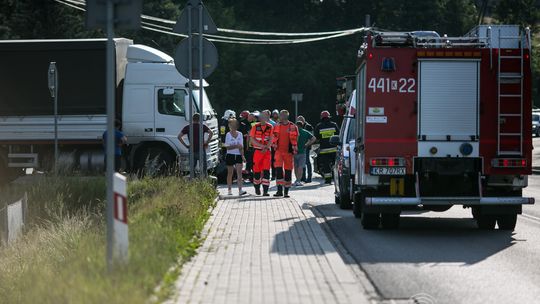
113, 173, 128, 263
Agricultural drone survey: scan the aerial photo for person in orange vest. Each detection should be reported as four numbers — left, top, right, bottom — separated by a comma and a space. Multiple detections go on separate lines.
249, 111, 274, 196
272, 110, 299, 197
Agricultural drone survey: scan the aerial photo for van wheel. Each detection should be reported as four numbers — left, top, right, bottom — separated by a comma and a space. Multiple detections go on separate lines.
353, 192, 364, 218
338, 186, 352, 210
381, 213, 400, 229
476, 214, 496, 230
497, 214, 517, 231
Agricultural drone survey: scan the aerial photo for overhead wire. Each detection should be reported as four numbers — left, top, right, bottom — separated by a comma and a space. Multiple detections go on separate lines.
56, 0, 368, 43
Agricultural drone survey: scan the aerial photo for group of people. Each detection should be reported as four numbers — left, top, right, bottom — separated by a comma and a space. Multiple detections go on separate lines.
220, 108, 338, 197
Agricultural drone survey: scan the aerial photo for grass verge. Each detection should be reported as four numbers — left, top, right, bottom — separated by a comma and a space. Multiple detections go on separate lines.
0, 176, 216, 304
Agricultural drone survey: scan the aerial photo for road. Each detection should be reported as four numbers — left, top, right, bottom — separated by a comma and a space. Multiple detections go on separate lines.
294, 137, 540, 304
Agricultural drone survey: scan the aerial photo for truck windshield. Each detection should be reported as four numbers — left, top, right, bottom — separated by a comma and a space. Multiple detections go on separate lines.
533, 114, 540, 122
192, 89, 214, 116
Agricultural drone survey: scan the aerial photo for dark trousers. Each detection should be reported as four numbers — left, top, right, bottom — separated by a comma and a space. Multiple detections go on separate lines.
303, 149, 312, 181
245, 147, 254, 180
318, 153, 335, 179
194, 152, 207, 173
104, 155, 122, 172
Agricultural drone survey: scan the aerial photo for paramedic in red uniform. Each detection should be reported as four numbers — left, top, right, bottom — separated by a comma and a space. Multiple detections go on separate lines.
249, 111, 274, 196
272, 110, 299, 198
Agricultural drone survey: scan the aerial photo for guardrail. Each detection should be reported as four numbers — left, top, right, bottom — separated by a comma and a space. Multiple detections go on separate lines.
0, 193, 27, 245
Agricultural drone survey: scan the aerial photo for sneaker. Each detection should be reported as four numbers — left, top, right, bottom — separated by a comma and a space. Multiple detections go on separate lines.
239, 190, 247, 196
227, 190, 233, 195
255, 187, 261, 196
263, 192, 270, 197
294, 181, 303, 187
274, 191, 283, 197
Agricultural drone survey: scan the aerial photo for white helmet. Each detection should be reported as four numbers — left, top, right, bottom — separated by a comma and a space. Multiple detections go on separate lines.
223, 109, 236, 119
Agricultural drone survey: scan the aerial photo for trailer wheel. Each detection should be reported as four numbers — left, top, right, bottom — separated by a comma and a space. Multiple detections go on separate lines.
497, 214, 517, 231
381, 213, 400, 229
476, 214, 496, 230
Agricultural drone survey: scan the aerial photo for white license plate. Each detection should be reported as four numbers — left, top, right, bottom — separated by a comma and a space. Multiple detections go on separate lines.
370, 167, 406, 175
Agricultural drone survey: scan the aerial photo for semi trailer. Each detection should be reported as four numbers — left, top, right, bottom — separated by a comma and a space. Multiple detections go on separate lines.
0, 39, 219, 184
351, 25, 535, 230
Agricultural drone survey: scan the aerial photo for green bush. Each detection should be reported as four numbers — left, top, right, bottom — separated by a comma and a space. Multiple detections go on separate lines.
0, 176, 216, 304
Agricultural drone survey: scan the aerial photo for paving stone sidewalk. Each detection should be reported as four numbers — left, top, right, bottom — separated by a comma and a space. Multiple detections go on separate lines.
166, 188, 370, 304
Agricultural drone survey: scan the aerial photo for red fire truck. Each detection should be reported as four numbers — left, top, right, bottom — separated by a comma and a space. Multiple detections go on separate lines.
352, 25, 535, 230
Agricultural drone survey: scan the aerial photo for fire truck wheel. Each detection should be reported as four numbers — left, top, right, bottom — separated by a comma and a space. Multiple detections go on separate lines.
381, 213, 400, 229
476, 214, 496, 230
362, 213, 380, 230
497, 214, 517, 231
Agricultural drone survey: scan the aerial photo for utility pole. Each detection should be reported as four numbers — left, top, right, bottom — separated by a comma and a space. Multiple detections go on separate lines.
173, 0, 219, 178
86, 0, 142, 271
47, 62, 59, 175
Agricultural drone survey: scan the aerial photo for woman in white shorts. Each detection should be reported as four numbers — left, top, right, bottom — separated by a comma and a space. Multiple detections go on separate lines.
224, 118, 247, 196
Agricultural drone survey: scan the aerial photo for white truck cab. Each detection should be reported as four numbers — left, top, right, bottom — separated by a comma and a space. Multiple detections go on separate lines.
123, 44, 219, 172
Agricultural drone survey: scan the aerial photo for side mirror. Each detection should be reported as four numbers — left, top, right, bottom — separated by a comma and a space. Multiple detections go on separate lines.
329, 135, 341, 146
163, 87, 175, 96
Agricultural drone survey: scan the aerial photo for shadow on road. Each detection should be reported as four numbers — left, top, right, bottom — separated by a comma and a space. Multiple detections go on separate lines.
314, 202, 517, 265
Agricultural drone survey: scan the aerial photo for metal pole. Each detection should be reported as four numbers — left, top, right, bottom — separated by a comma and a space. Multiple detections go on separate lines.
294, 97, 298, 121
105, 0, 115, 271
188, 4, 195, 179
198, 2, 205, 177
54, 70, 58, 175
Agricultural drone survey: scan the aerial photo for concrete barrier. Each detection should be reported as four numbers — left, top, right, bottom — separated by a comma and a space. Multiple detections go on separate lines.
0, 193, 27, 245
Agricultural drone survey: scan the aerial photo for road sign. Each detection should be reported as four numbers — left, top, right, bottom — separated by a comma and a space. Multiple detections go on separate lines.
174, 37, 219, 79
291, 93, 303, 101
48, 62, 59, 174
292, 93, 303, 120
86, 0, 143, 30
173, 0, 218, 34
113, 173, 128, 263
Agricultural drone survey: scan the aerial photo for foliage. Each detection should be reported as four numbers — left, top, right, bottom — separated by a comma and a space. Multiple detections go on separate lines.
0, 0, 537, 116
0, 176, 217, 304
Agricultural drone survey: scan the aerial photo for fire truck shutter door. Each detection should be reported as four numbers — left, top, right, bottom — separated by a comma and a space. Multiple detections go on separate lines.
419, 60, 479, 141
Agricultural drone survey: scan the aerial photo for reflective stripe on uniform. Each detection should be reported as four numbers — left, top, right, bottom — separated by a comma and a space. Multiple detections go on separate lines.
319, 147, 337, 154
319, 127, 336, 139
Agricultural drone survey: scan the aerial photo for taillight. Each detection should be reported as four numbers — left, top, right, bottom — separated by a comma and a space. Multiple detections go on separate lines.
370, 157, 405, 167
492, 158, 527, 168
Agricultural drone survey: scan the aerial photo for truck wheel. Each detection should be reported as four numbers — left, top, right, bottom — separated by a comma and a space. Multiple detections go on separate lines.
361, 213, 380, 230
381, 213, 400, 229
353, 192, 363, 218
476, 214, 496, 230
139, 147, 175, 176
497, 214, 517, 231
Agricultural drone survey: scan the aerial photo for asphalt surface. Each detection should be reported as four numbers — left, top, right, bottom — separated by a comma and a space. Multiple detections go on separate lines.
293, 137, 540, 304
